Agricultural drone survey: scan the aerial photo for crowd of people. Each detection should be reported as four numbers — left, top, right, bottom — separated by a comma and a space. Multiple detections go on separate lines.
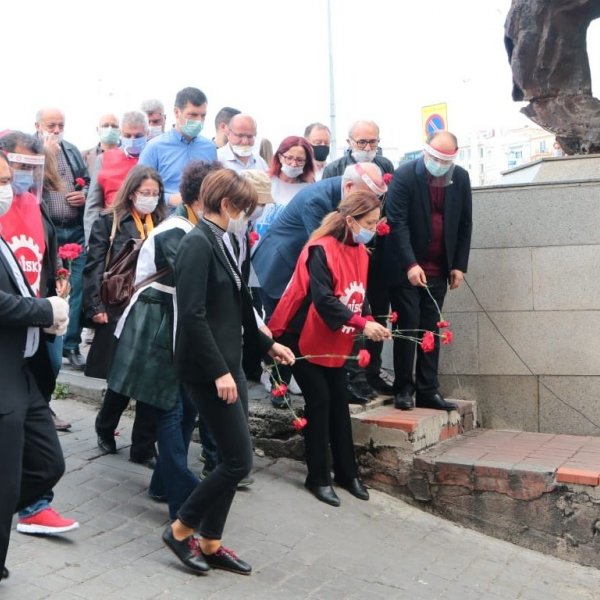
0, 85, 472, 580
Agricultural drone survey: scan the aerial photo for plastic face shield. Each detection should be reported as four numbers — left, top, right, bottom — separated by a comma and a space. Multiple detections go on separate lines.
354, 163, 388, 197
423, 143, 457, 187
6, 152, 45, 203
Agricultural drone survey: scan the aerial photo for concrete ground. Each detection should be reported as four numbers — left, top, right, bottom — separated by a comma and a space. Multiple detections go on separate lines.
2, 396, 600, 600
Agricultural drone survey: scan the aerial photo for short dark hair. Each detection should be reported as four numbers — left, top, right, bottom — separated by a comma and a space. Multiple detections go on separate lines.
179, 160, 223, 205
175, 87, 208, 109
214, 106, 241, 129
0, 130, 43, 154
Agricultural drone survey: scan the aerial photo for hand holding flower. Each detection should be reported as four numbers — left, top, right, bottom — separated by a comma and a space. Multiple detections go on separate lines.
407, 264, 427, 287
268, 342, 295, 365
363, 320, 391, 342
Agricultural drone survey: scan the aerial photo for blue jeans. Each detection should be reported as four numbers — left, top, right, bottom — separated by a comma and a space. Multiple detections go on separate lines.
149, 386, 199, 520
19, 491, 54, 518
56, 224, 86, 352
45, 336, 64, 378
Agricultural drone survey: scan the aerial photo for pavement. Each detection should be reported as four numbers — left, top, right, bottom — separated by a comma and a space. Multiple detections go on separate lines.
2, 396, 600, 599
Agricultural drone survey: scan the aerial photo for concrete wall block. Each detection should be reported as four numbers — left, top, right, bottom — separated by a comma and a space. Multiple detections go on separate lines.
539, 376, 600, 437
472, 183, 600, 248
439, 375, 539, 431
532, 245, 600, 311
439, 312, 479, 375
477, 313, 530, 375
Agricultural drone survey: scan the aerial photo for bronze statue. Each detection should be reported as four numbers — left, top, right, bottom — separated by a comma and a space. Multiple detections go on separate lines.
505, 0, 600, 154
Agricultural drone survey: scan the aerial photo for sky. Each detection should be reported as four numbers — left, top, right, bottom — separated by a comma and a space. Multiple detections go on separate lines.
4, 0, 600, 162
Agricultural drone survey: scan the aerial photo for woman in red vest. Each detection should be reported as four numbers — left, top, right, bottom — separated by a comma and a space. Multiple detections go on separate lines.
269, 190, 391, 507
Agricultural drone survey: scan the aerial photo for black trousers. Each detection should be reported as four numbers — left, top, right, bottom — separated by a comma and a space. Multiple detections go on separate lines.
0, 368, 65, 570
95, 388, 157, 462
282, 334, 358, 487
177, 367, 252, 540
388, 276, 448, 396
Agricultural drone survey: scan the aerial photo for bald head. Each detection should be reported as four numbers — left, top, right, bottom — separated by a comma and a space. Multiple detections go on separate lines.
227, 114, 258, 160
228, 114, 257, 132
428, 130, 458, 153
97, 113, 119, 129
35, 107, 66, 137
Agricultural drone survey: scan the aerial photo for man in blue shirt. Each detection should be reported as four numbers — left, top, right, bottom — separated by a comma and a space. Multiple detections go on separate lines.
139, 87, 216, 208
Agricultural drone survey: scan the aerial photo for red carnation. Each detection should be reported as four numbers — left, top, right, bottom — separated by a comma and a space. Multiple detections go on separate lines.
271, 383, 288, 397
389, 311, 398, 324
58, 243, 84, 261
56, 268, 69, 280
74, 177, 86, 190
292, 417, 307, 431
420, 331, 435, 353
437, 320, 450, 329
357, 349, 371, 368
248, 231, 260, 247
376, 221, 391, 236
383, 173, 393, 184
441, 330, 454, 345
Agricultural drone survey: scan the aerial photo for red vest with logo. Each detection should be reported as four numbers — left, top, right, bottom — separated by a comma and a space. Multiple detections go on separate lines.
97, 149, 138, 207
269, 235, 368, 367
0, 191, 46, 296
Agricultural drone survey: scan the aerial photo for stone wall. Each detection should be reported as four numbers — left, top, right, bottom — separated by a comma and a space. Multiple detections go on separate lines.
432, 174, 600, 435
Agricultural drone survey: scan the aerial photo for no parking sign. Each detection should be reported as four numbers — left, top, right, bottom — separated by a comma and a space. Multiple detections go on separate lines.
421, 103, 448, 140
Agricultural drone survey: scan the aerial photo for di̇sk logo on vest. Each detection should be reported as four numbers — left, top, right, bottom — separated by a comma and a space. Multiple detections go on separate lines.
8, 234, 43, 296
340, 281, 365, 334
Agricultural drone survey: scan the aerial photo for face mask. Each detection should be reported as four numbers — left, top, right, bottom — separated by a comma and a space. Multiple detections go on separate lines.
0, 183, 14, 215
424, 156, 452, 177
249, 205, 265, 222
231, 144, 254, 157
99, 127, 120, 145
312, 145, 330, 162
12, 169, 34, 195
281, 164, 304, 179
134, 194, 159, 215
42, 131, 64, 143
121, 136, 147, 156
352, 225, 375, 245
226, 211, 249, 236
148, 125, 163, 139
181, 119, 203, 138
351, 149, 377, 163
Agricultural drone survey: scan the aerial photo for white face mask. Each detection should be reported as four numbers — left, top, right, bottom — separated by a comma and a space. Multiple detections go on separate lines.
134, 194, 159, 215
148, 125, 163, 139
226, 211, 249, 236
0, 183, 14, 216
352, 149, 377, 163
281, 164, 304, 179
231, 144, 254, 157
42, 131, 64, 143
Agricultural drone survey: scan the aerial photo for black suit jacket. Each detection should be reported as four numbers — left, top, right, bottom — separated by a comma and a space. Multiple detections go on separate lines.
0, 238, 54, 414
383, 157, 472, 286
174, 220, 273, 384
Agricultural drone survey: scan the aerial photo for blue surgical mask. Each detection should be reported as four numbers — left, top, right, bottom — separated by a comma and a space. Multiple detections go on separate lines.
12, 169, 34, 195
181, 119, 204, 138
352, 225, 375, 245
121, 136, 147, 156
424, 156, 452, 177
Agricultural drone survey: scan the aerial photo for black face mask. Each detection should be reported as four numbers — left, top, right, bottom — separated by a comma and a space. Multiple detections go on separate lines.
312, 144, 330, 162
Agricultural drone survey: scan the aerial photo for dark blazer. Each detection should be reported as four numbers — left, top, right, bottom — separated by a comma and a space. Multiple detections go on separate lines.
383, 157, 472, 286
322, 149, 395, 179
252, 176, 343, 299
60, 139, 90, 224
175, 220, 274, 384
0, 238, 54, 414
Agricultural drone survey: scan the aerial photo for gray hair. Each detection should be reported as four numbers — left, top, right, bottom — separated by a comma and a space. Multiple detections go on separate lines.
140, 99, 164, 115
347, 120, 380, 138
121, 111, 148, 131
342, 164, 363, 185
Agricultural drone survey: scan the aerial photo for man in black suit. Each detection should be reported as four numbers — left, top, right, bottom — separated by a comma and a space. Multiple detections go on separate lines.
383, 131, 472, 411
0, 154, 69, 581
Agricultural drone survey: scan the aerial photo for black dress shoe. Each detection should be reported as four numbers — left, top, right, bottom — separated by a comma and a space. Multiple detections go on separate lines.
394, 391, 414, 410
416, 392, 458, 412
366, 375, 394, 396
130, 456, 157, 469
335, 477, 369, 501
346, 381, 370, 405
63, 349, 86, 370
1, 566, 8, 581
162, 526, 209, 574
204, 546, 252, 575
305, 480, 340, 507
356, 381, 378, 400
97, 435, 117, 454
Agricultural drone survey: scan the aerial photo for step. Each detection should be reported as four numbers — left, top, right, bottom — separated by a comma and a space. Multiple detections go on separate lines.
352, 400, 477, 452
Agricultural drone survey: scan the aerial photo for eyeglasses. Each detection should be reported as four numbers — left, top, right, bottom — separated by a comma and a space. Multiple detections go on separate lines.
229, 131, 256, 142
280, 154, 306, 166
350, 137, 380, 149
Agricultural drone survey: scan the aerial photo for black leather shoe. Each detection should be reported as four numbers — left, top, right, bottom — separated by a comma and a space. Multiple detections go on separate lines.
335, 477, 369, 501
130, 456, 157, 469
1, 566, 8, 581
356, 380, 378, 400
394, 391, 414, 410
416, 392, 458, 412
97, 435, 117, 454
162, 526, 209, 574
305, 480, 340, 507
347, 381, 370, 405
63, 349, 86, 370
366, 375, 394, 396
204, 546, 252, 575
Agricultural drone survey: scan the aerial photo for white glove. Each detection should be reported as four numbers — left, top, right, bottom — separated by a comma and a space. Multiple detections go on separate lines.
43, 296, 70, 336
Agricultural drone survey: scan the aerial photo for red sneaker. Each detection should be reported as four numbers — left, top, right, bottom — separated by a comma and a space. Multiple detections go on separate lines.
16, 508, 79, 534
